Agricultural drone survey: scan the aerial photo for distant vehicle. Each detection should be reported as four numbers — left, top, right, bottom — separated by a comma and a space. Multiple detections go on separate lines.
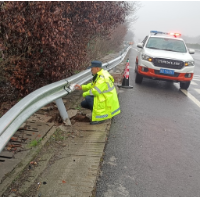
135, 30, 195, 90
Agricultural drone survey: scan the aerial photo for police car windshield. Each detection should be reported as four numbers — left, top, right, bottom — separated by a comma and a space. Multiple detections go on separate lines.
146, 37, 187, 53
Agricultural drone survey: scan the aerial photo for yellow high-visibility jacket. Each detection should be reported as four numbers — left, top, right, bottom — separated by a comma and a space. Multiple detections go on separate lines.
81, 69, 120, 121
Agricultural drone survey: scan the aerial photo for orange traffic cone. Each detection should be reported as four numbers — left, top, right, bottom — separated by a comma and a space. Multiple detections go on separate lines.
117, 58, 133, 89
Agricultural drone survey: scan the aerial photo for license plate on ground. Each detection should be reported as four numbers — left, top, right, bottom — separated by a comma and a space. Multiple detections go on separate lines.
160, 68, 174, 75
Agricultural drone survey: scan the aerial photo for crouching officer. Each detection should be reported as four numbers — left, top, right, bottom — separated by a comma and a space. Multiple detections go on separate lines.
75, 60, 120, 125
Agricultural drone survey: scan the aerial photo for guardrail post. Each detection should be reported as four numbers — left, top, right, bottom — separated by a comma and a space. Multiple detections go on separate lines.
55, 98, 71, 125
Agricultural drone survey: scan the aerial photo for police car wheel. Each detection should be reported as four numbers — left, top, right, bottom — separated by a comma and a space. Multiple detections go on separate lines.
135, 62, 138, 73
135, 72, 143, 84
180, 81, 190, 90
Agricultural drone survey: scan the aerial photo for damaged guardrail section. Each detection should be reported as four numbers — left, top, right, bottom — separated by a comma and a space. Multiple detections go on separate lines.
0, 45, 131, 153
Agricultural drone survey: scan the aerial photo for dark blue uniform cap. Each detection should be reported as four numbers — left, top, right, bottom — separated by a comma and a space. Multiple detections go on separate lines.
88, 60, 102, 69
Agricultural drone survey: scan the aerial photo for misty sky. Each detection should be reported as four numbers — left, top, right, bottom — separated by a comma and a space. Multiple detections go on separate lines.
131, 1, 200, 43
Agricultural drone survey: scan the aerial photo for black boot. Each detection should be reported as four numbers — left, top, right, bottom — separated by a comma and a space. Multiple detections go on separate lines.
90, 120, 105, 125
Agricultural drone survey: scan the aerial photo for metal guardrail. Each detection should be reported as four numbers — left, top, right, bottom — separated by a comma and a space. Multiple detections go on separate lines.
0, 45, 131, 153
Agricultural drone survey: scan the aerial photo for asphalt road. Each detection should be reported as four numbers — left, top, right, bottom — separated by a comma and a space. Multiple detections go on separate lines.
96, 48, 200, 197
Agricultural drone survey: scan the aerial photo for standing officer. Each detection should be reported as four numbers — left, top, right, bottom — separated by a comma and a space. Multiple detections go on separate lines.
75, 60, 120, 125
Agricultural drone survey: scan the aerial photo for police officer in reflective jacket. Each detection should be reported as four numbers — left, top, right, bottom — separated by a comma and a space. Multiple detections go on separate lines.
75, 60, 120, 125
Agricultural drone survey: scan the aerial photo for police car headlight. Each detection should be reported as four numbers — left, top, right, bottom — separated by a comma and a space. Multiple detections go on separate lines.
185, 61, 195, 66
142, 54, 153, 62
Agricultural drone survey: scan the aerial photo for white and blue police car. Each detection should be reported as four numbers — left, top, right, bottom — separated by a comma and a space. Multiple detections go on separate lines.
135, 30, 195, 90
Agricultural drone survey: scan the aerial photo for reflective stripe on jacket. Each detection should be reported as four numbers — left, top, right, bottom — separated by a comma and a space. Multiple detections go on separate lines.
81, 69, 120, 121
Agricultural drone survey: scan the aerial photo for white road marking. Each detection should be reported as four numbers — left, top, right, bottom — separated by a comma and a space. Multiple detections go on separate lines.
191, 81, 198, 85
181, 89, 200, 108
194, 89, 200, 94
192, 79, 200, 82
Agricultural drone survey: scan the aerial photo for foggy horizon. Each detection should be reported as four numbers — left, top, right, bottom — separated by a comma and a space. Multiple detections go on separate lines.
131, 1, 200, 42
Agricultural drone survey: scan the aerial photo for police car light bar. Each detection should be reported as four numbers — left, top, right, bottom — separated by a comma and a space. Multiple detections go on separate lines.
150, 30, 167, 34
150, 30, 181, 37
168, 32, 181, 37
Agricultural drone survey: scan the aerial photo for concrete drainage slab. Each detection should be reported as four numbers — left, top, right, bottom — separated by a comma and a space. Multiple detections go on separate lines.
0, 120, 54, 185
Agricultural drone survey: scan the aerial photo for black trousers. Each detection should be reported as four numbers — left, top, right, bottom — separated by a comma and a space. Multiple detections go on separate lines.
81, 95, 94, 111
